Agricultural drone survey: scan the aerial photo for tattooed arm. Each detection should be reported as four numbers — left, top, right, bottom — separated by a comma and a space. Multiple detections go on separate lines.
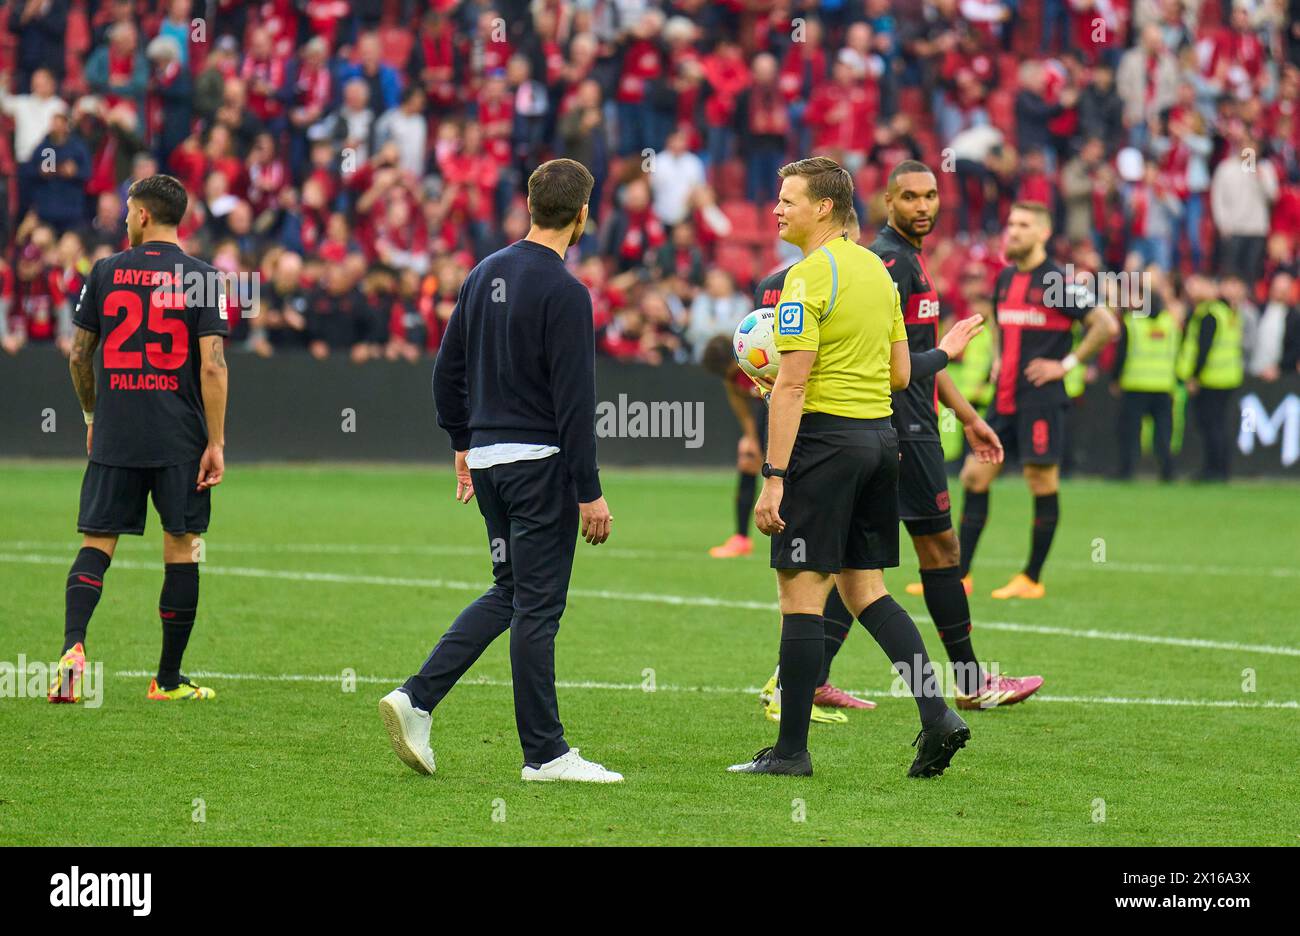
197, 334, 228, 490
69, 324, 98, 413
69, 325, 99, 456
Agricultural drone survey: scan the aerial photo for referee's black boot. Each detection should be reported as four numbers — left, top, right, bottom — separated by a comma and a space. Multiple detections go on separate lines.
727, 746, 813, 776
908, 708, 970, 778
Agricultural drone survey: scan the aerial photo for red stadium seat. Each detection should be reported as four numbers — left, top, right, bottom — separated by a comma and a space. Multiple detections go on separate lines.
897, 87, 926, 122
715, 159, 746, 202
379, 27, 414, 71
720, 200, 768, 245
715, 243, 757, 288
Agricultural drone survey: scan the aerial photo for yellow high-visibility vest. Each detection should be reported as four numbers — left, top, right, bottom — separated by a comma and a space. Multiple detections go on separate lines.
1178, 301, 1243, 390
1120, 310, 1178, 393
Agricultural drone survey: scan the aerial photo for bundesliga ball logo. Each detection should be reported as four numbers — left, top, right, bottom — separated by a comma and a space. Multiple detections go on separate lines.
733, 308, 780, 383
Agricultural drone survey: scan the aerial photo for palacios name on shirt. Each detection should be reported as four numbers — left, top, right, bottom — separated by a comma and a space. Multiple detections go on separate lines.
110, 373, 180, 391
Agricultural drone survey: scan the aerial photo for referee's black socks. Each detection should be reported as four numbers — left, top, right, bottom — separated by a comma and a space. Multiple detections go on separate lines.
920, 566, 983, 696
1025, 492, 1059, 582
818, 588, 854, 685
958, 490, 988, 578
858, 595, 947, 726
774, 613, 824, 758
157, 563, 200, 690
64, 546, 111, 653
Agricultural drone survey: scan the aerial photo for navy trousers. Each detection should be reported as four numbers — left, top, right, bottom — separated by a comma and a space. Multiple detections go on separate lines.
403, 455, 579, 765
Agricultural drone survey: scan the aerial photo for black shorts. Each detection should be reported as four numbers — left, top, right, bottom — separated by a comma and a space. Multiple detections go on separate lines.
987, 403, 1068, 466
898, 439, 952, 536
78, 460, 211, 536
771, 414, 900, 573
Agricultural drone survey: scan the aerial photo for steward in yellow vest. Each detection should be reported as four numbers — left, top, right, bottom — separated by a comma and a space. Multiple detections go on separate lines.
1178, 298, 1243, 481
1114, 309, 1178, 480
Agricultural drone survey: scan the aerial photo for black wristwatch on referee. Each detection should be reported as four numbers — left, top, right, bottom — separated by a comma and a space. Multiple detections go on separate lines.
761, 463, 787, 479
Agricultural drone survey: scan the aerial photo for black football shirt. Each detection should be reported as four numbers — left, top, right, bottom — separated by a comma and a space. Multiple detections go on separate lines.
870, 224, 942, 441
753, 263, 791, 310
991, 260, 1091, 414
73, 240, 228, 467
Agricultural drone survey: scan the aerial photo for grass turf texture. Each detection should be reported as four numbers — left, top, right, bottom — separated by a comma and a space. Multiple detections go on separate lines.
0, 462, 1296, 846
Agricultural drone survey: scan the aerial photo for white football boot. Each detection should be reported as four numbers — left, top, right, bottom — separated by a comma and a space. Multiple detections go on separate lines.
521, 748, 624, 783
378, 688, 436, 775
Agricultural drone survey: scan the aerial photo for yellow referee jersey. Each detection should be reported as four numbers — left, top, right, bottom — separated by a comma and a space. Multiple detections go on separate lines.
772, 234, 906, 419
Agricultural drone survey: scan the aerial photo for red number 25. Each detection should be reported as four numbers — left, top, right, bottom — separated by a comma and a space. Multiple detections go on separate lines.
102, 289, 189, 370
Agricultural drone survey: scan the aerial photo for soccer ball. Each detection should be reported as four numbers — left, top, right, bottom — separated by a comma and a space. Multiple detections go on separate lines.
733, 308, 780, 383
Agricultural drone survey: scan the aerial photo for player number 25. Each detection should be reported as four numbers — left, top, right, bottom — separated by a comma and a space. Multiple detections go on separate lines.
103, 289, 189, 370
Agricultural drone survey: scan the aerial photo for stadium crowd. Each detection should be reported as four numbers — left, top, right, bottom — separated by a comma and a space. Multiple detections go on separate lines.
2, 0, 1300, 382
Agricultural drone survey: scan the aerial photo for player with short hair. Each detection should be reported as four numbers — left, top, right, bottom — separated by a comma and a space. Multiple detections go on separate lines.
50, 174, 229, 703
957, 202, 1119, 599
871, 162, 1044, 709
729, 156, 970, 778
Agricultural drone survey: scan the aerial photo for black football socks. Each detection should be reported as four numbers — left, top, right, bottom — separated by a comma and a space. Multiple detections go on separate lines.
735, 471, 757, 537
64, 547, 111, 653
1025, 492, 1059, 582
958, 490, 988, 578
920, 565, 983, 696
858, 595, 947, 726
818, 587, 854, 686
157, 563, 200, 690
773, 613, 824, 758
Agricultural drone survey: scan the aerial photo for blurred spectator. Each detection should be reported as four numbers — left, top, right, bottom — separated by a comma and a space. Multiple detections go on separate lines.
339, 31, 402, 116
306, 262, 374, 361
1210, 138, 1279, 283
603, 177, 666, 273
85, 22, 148, 117
687, 269, 749, 360
735, 52, 788, 205
650, 129, 705, 227
1076, 65, 1124, 150
1116, 25, 1179, 148
1253, 273, 1296, 379
148, 34, 192, 164
0, 67, 66, 163
20, 112, 90, 233
8, 0, 67, 92
375, 86, 429, 179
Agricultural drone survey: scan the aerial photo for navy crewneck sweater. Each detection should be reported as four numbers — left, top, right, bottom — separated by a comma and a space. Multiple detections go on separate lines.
432, 239, 602, 501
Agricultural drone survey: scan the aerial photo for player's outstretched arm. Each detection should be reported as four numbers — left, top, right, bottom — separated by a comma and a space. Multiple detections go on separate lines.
197, 334, 227, 491
69, 325, 99, 455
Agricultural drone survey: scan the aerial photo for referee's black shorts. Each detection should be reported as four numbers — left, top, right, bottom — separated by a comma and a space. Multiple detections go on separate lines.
898, 438, 953, 536
771, 413, 900, 573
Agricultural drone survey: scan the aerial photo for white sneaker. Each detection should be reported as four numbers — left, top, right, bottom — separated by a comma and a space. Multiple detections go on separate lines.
521, 748, 623, 783
378, 689, 435, 775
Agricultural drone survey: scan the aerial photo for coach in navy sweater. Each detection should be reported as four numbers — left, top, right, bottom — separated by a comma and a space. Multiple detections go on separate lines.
379, 159, 622, 784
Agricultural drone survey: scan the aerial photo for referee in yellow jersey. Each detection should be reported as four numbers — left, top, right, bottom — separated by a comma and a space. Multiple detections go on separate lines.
728, 157, 972, 778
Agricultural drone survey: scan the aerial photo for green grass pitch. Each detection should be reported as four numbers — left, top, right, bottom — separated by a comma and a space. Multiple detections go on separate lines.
0, 462, 1296, 845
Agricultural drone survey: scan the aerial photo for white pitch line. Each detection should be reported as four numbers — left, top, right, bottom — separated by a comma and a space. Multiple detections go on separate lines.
1, 538, 1297, 579
109, 669, 1298, 710
3, 551, 1297, 659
